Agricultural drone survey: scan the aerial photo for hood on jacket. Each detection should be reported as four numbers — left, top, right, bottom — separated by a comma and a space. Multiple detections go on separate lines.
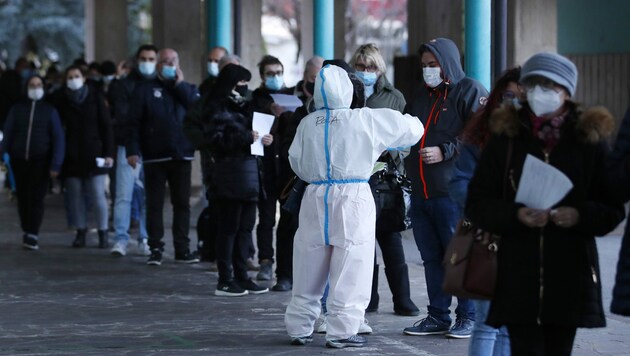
490, 103, 615, 144
419, 38, 465, 85
313, 64, 353, 110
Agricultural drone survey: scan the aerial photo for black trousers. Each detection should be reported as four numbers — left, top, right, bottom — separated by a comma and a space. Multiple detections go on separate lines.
507, 324, 577, 356
256, 190, 278, 262
12, 158, 50, 235
215, 199, 257, 284
275, 200, 298, 281
144, 160, 191, 253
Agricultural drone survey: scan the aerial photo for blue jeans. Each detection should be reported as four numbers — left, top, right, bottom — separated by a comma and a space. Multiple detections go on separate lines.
410, 195, 474, 323
113, 146, 147, 244
468, 300, 510, 356
65, 174, 108, 230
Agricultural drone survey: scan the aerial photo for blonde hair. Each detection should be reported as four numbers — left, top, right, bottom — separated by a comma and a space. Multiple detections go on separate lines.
349, 43, 387, 73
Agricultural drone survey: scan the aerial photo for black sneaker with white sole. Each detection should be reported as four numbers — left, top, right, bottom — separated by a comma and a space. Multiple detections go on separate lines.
290, 334, 313, 346
175, 250, 200, 264
147, 249, 163, 266
326, 334, 367, 349
237, 278, 269, 294
22, 234, 39, 251
215, 281, 249, 297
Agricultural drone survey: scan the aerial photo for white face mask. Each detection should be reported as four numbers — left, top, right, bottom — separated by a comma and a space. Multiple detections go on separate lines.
527, 85, 564, 117
207, 61, 219, 77
422, 67, 443, 88
28, 88, 44, 101
67, 78, 84, 91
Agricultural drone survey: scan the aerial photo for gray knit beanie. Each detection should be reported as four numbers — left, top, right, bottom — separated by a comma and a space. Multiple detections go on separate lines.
520, 52, 578, 97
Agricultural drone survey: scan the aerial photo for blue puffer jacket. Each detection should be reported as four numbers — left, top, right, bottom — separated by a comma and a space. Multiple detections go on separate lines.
1, 99, 65, 172
126, 78, 199, 162
610, 107, 630, 316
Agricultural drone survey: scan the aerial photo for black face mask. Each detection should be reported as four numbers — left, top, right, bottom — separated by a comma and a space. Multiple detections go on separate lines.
304, 81, 315, 96
235, 84, 248, 97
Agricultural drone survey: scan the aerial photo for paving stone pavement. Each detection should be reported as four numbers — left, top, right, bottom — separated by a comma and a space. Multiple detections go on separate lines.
0, 185, 628, 355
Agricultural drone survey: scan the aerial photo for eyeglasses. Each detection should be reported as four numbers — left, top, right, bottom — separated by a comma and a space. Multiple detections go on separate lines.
354, 63, 378, 72
501, 91, 517, 101
522, 77, 559, 92
264, 70, 283, 77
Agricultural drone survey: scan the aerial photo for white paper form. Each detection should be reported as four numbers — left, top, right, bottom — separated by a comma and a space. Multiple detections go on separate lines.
269, 93, 303, 112
251, 112, 275, 156
515, 154, 574, 209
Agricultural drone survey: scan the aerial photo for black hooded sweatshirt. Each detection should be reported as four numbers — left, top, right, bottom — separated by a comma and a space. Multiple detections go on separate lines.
405, 38, 489, 199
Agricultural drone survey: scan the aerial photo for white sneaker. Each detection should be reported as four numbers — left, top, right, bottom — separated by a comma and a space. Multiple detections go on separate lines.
317, 316, 327, 333
110, 241, 127, 256
137, 239, 151, 256
317, 316, 372, 334
359, 318, 373, 334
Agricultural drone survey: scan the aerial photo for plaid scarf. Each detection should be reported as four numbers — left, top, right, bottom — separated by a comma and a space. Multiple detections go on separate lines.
530, 110, 568, 153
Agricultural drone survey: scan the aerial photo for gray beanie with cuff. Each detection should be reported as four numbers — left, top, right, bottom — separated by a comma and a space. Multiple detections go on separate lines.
520, 52, 578, 97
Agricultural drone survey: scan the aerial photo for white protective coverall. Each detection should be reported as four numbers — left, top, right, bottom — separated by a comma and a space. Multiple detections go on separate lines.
284, 65, 424, 340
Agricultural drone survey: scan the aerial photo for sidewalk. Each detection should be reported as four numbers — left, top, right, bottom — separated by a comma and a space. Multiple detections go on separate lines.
0, 184, 628, 355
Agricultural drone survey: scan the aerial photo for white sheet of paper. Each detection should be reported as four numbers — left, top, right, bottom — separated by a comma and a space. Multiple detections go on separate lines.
251, 112, 275, 156
269, 93, 303, 112
515, 154, 574, 209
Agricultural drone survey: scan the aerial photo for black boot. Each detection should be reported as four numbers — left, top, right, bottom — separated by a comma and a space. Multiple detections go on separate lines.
98, 229, 109, 248
366, 264, 379, 312
72, 229, 87, 248
385, 263, 420, 316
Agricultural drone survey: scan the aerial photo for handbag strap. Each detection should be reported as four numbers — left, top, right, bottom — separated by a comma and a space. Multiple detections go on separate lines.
502, 139, 514, 200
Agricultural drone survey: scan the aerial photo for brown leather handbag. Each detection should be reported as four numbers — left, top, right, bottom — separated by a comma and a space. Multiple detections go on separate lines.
442, 219, 499, 300
442, 140, 513, 300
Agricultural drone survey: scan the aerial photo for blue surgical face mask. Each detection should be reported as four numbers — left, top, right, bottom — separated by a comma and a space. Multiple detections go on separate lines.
161, 65, 177, 80
355, 71, 378, 86
207, 62, 219, 77
265, 75, 284, 91
138, 61, 156, 76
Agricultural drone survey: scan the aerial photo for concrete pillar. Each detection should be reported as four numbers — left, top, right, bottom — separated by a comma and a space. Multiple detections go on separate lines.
508, 0, 557, 66
84, 0, 128, 63
300, 0, 314, 62
313, 0, 334, 59
152, 0, 204, 85
407, 0, 463, 55
465, 0, 492, 90
333, 0, 347, 60
237, 0, 263, 87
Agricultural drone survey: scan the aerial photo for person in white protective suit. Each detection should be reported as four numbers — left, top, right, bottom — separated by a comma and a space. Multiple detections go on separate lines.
284, 64, 424, 349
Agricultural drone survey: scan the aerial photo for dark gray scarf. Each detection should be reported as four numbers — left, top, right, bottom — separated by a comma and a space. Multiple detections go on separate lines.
66, 84, 89, 104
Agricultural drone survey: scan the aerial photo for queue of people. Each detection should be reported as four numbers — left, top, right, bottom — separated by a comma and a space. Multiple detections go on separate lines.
1, 39, 629, 354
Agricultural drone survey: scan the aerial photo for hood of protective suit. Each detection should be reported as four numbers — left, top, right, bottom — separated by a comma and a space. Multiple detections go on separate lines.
419, 38, 465, 85
313, 65, 353, 110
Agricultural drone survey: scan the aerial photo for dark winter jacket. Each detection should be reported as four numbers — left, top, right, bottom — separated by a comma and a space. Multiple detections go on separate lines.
609, 107, 630, 316
106, 70, 152, 146
185, 96, 259, 201
126, 78, 199, 163
0, 69, 25, 129
405, 38, 488, 199
448, 143, 480, 209
251, 85, 295, 196
54, 84, 114, 177
466, 103, 625, 328
1, 99, 65, 171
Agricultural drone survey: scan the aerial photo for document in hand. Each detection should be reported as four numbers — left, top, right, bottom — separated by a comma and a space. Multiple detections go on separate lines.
270, 93, 303, 112
515, 154, 573, 209
251, 112, 275, 156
